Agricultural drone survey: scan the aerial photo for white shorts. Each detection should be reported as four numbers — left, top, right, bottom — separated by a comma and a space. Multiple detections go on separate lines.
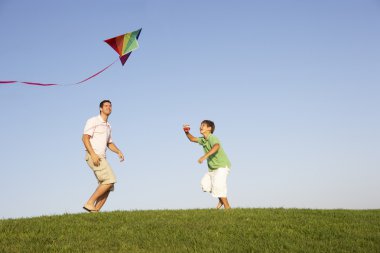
200, 167, 230, 198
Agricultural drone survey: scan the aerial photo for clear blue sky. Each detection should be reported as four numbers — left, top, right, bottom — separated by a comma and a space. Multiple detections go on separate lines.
1, 0, 379, 219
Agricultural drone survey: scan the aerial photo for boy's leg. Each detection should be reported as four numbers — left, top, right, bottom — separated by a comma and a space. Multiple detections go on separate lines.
219, 197, 230, 209
85, 184, 113, 210
201, 172, 212, 193
212, 168, 231, 209
216, 198, 224, 209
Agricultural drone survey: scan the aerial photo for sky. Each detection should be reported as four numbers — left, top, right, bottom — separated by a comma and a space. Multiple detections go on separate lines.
0, 0, 379, 219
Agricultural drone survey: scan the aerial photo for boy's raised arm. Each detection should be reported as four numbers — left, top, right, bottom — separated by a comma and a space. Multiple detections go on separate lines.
185, 132, 198, 143
183, 124, 198, 143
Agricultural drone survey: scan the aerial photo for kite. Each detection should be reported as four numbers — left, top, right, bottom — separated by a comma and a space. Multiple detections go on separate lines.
0, 28, 142, 86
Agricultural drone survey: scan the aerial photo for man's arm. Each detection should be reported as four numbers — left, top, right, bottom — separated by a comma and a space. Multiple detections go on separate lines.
108, 142, 125, 162
198, 144, 220, 164
82, 134, 101, 166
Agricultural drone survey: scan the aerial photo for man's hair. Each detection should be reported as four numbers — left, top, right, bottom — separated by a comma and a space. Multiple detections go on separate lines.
201, 120, 215, 133
99, 100, 112, 114
99, 100, 112, 108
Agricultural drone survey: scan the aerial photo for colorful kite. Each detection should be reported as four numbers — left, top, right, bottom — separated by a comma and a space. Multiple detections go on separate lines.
0, 28, 142, 86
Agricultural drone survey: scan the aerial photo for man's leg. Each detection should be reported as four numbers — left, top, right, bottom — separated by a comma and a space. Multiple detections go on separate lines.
84, 184, 113, 210
94, 190, 111, 211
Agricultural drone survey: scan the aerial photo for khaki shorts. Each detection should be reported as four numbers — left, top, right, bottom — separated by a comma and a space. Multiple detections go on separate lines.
85, 153, 116, 190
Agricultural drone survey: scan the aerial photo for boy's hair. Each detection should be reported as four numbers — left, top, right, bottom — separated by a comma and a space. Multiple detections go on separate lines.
99, 100, 112, 113
201, 120, 215, 133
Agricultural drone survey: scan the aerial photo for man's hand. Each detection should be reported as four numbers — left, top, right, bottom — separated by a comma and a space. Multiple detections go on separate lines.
118, 152, 125, 162
91, 153, 101, 166
198, 156, 207, 164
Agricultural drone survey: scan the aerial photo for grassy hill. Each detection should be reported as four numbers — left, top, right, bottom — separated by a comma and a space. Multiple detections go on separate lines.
1, 208, 379, 252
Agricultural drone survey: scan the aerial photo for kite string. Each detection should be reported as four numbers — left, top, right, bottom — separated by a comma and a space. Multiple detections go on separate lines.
75, 59, 118, 84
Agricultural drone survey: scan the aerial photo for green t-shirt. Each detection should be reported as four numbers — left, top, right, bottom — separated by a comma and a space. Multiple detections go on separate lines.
197, 134, 231, 171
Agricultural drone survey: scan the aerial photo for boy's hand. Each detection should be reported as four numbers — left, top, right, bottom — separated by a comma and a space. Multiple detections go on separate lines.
183, 124, 190, 133
198, 156, 206, 164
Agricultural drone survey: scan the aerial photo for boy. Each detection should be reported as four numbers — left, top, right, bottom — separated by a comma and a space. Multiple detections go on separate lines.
183, 120, 232, 209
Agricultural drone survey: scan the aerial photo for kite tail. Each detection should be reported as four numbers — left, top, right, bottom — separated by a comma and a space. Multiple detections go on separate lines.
21, 82, 58, 86
0, 59, 119, 86
0, 81, 17, 84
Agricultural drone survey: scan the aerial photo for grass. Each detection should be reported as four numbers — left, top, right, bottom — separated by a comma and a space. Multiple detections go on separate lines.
1, 208, 379, 252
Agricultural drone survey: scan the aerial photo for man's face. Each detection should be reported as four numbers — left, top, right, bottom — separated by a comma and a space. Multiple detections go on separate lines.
200, 123, 211, 134
100, 102, 112, 115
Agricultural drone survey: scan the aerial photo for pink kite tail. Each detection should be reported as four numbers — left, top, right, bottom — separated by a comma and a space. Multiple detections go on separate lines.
0, 59, 118, 86
20, 82, 58, 86
0, 81, 17, 84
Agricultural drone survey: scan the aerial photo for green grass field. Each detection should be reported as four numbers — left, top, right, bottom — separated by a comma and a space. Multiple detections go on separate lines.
1, 208, 379, 252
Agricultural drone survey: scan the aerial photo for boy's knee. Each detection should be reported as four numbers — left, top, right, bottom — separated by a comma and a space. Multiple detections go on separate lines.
202, 185, 211, 193
201, 181, 212, 192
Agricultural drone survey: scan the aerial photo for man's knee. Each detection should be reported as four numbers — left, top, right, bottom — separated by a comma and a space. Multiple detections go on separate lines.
101, 183, 114, 192
108, 183, 115, 192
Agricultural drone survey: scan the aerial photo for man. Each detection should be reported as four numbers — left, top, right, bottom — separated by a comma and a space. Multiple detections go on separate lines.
82, 100, 124, 212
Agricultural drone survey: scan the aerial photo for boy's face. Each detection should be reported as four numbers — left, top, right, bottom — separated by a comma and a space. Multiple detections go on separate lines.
200, 123, 212, 135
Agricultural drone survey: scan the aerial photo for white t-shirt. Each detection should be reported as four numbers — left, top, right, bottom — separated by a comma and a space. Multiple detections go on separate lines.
83, 115, 113, 157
